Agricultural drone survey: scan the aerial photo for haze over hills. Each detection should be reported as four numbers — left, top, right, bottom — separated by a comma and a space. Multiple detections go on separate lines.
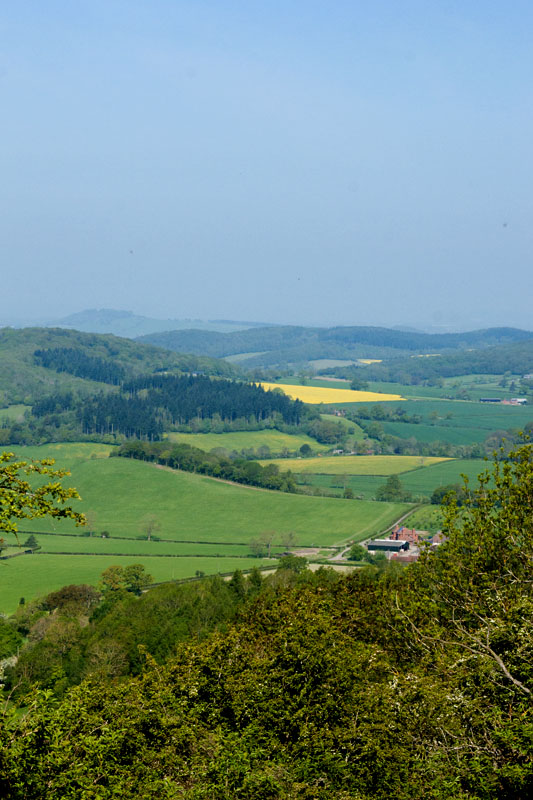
0, 310, 271, 339
137, 325, 533, 369
47, 309, 269, 338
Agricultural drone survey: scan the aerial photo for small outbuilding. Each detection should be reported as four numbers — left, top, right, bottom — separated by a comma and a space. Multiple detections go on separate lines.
367, 539, 409, 552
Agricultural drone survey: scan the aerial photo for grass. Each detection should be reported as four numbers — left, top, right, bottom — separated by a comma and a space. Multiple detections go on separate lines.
0, 404, 31, 422
297, 458, 487, 499
5, 444, 408, 547
0, 554, 275, 615
11, 533, 279, 558
261, 455, 450, 475
259, 382, 404, 404
224, 351, 268, 363
0, 441, 411, 612
381, 421, 489, 444
165, 429, 325, 454
298, 458, 489, 501
399, 458, 488, 494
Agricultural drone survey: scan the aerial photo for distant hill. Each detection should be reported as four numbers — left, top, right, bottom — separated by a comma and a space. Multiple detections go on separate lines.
0, 327, 238, 405
47, 309, 266, 338
137, 325, 533, 369
335, 338, 533, 384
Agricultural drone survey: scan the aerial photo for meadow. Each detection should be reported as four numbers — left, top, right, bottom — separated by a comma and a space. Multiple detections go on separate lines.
259, 382, 404, 404
261, 454, 449, 475
165, 429, 325, 454
0, 554, 275, 615
1, 443, 409, 610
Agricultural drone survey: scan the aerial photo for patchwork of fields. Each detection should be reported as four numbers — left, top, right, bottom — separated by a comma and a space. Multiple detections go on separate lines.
0, 443, 409, 612
263, 453, 489, 501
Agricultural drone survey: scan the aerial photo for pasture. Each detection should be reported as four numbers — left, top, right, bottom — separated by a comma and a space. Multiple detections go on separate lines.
261, 455, 449, 475
259, 382, 404, 404
0, 554, 275, 615
165, 429, 325, 454
0, 442, 409, 613
14, 454, 406, 545
13, 533, 273, 557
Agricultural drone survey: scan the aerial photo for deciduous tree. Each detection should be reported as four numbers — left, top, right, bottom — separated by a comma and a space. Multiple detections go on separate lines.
0, 451, 85, 537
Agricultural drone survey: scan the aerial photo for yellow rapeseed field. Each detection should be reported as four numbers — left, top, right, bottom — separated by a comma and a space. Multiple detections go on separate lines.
259, 382, 404, 404
357, 358, 382, 364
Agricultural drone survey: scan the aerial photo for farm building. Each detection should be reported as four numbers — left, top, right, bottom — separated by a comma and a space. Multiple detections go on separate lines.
391, 552, 419, 564
389, 525, 419, 544
367, 539, 409, 552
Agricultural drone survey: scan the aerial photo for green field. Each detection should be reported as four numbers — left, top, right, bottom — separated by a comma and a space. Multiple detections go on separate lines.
224, 351, 268, 363
354, 396, 533, 445
381, 421, 489, 444
294, 458, 489, 500
0, 404, 31, 422
11, 533, 275, 558
166, 429, 325, 454
0, 554, 275, 615
0, 442, 409, 613
320, 413, 366, 439
262, 455, 449, 475
301, 459, 487, 500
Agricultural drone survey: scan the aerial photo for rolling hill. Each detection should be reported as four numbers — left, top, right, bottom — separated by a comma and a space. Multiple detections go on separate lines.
137, 324, 533, 368
0, 327, 239, 405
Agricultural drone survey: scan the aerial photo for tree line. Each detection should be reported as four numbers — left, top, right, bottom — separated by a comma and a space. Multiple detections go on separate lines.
114, 439, 298, 492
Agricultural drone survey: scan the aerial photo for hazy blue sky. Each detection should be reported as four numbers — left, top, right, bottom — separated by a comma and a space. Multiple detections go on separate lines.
2, 1, 532, 330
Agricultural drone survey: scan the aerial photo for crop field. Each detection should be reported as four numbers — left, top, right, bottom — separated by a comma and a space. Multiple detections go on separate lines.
363, 398, 532, 429
381, 421, 489, 444
261, 455, 449, 475
366, 382, 450, 399
166, 429, 325, 453
298, 458, 488, 500
366, 376, 524, 402
0, 554, 275, 615
259, 382, 404, 404
400, 458, 488, 494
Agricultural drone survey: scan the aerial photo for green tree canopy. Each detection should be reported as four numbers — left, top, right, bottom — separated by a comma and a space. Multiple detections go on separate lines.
0, 451, 85, 537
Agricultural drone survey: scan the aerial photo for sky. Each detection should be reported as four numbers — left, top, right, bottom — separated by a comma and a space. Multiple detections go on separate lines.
2, 0, 533, 331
